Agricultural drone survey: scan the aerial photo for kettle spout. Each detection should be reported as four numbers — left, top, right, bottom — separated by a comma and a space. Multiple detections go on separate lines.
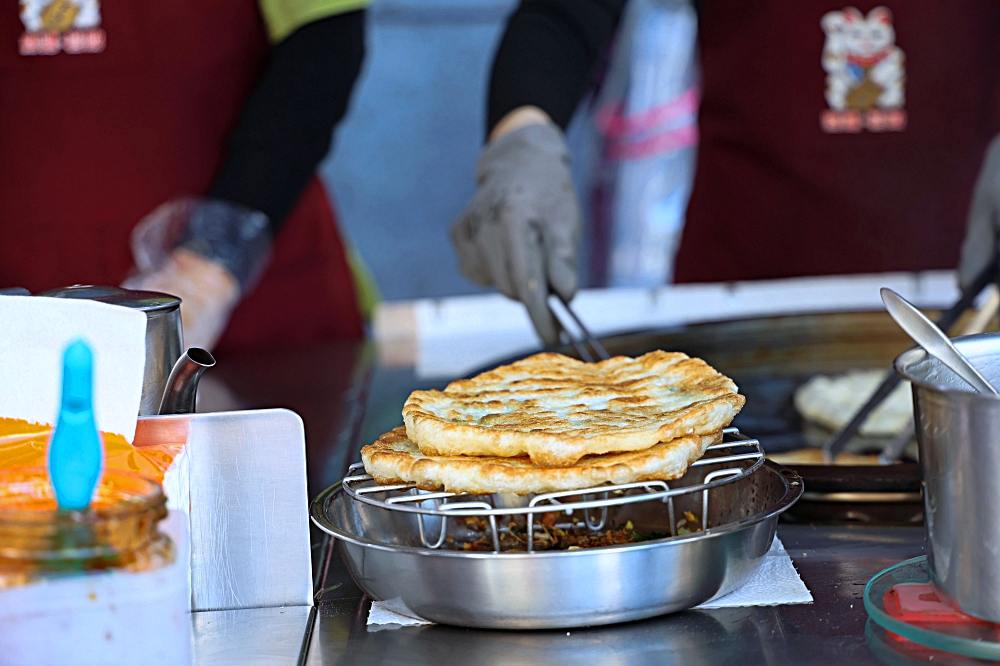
158, 348, 216, 415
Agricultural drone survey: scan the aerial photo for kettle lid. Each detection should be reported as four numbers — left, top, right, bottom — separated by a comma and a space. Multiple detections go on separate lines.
40, 285, 180, 314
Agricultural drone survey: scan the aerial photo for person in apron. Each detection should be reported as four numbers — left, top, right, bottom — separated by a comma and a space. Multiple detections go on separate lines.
1, 0, 372, 353
451, 0, 1000, 344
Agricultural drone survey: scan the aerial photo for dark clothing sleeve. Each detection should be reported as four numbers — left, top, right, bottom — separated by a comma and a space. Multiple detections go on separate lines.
208, 10, 366, 235
487, 0, 627, 134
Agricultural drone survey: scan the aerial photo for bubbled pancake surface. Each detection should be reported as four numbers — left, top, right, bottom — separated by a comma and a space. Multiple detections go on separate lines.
403, 351, 744, 467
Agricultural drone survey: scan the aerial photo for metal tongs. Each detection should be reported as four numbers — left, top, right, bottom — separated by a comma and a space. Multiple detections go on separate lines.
824, 262, 1000, 463
547, 294, 610, 361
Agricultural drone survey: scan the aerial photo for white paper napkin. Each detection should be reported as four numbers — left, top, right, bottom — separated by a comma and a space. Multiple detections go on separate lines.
367, 597, 435, 628
0, 295, 147, 441
695, 537, 813, 609
366, 537, 812, 628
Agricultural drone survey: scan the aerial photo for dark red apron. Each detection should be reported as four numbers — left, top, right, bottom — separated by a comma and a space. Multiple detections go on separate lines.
674, 2, 1000, 283
0, 1, 363, 352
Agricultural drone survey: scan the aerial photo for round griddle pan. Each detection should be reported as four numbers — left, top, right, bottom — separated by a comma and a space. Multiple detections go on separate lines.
484, 310, 944, 524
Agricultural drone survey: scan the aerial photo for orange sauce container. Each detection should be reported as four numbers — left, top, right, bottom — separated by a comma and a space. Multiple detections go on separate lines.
0, 467, 172, 589
0, 417, 181, 589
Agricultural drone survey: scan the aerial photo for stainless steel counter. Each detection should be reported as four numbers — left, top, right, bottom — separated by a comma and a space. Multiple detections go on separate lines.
292, 524, 931, 665
191, 345, 940, 665
192, 606, 314, 665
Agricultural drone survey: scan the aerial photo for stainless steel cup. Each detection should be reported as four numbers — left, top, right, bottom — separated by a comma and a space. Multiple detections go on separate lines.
41, 285, 183, 415
896, 333, 1000, 622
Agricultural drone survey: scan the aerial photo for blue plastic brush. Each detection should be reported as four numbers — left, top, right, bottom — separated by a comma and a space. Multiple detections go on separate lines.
48, 339, 103, 511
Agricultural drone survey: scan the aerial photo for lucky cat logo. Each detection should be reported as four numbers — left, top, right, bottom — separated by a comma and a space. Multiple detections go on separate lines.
19, 0, 106, 56
820, 6, 906, 133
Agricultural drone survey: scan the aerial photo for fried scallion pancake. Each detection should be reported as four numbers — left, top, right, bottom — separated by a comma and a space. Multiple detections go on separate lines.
362, 427, 720, 495
403, 351, 744, 467
794, 370, 912, 437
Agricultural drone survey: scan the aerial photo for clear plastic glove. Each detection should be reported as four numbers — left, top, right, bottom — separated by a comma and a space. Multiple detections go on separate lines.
451, 123, 581, 345
122, 198, 272, 350
958, 137, 1000, 289
124, 248, 239, 350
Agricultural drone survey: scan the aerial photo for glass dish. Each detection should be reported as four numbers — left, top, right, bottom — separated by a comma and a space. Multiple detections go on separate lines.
864, 555, 1000, 661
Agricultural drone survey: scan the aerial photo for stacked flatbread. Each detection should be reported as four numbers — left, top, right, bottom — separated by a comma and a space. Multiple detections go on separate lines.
362, 351, 746, 495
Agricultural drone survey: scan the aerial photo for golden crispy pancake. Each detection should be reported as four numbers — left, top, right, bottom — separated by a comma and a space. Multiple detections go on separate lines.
794, 370, 911, 436
403, 351, 744, 467
362, 427, 720, 495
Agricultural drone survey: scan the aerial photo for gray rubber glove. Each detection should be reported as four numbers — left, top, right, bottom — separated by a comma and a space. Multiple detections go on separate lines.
959, 137, 1000, 289
451, 123, 581, 345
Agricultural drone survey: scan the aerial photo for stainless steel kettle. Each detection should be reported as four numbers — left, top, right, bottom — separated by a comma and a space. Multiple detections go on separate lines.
40, 285, 202, 415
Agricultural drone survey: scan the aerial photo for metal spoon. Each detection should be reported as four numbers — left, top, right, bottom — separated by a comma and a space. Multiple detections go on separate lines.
880, 287, 1000, 395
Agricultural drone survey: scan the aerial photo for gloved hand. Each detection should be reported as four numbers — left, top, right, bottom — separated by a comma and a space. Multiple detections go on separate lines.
122, 198, 272, 350
124, 248, 240, 350
958, 137, 1000, 289
451, 122, 581, 345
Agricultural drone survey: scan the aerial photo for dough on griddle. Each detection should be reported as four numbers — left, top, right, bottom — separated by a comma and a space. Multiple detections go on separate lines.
793, 370, 911, 436
362, 427, 720, 495
768, 448, 881, 466
402, 351, 744, 467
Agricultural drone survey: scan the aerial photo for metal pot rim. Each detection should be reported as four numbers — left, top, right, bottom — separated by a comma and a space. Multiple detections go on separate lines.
894, 333, 1000, 402
310, 462, 802, 560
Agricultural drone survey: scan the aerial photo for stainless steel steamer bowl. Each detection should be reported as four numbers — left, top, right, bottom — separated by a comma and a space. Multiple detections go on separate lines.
311, 462, 802, 629
896, 333, 1000, 622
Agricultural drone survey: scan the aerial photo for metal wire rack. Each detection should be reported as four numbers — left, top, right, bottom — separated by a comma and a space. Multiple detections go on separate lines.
341, 428, 764, 553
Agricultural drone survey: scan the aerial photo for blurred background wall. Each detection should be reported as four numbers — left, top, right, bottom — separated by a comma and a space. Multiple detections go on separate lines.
321, 0, 598, 300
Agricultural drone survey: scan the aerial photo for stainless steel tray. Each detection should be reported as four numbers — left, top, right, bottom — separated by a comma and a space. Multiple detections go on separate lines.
311, 461, 802, 629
